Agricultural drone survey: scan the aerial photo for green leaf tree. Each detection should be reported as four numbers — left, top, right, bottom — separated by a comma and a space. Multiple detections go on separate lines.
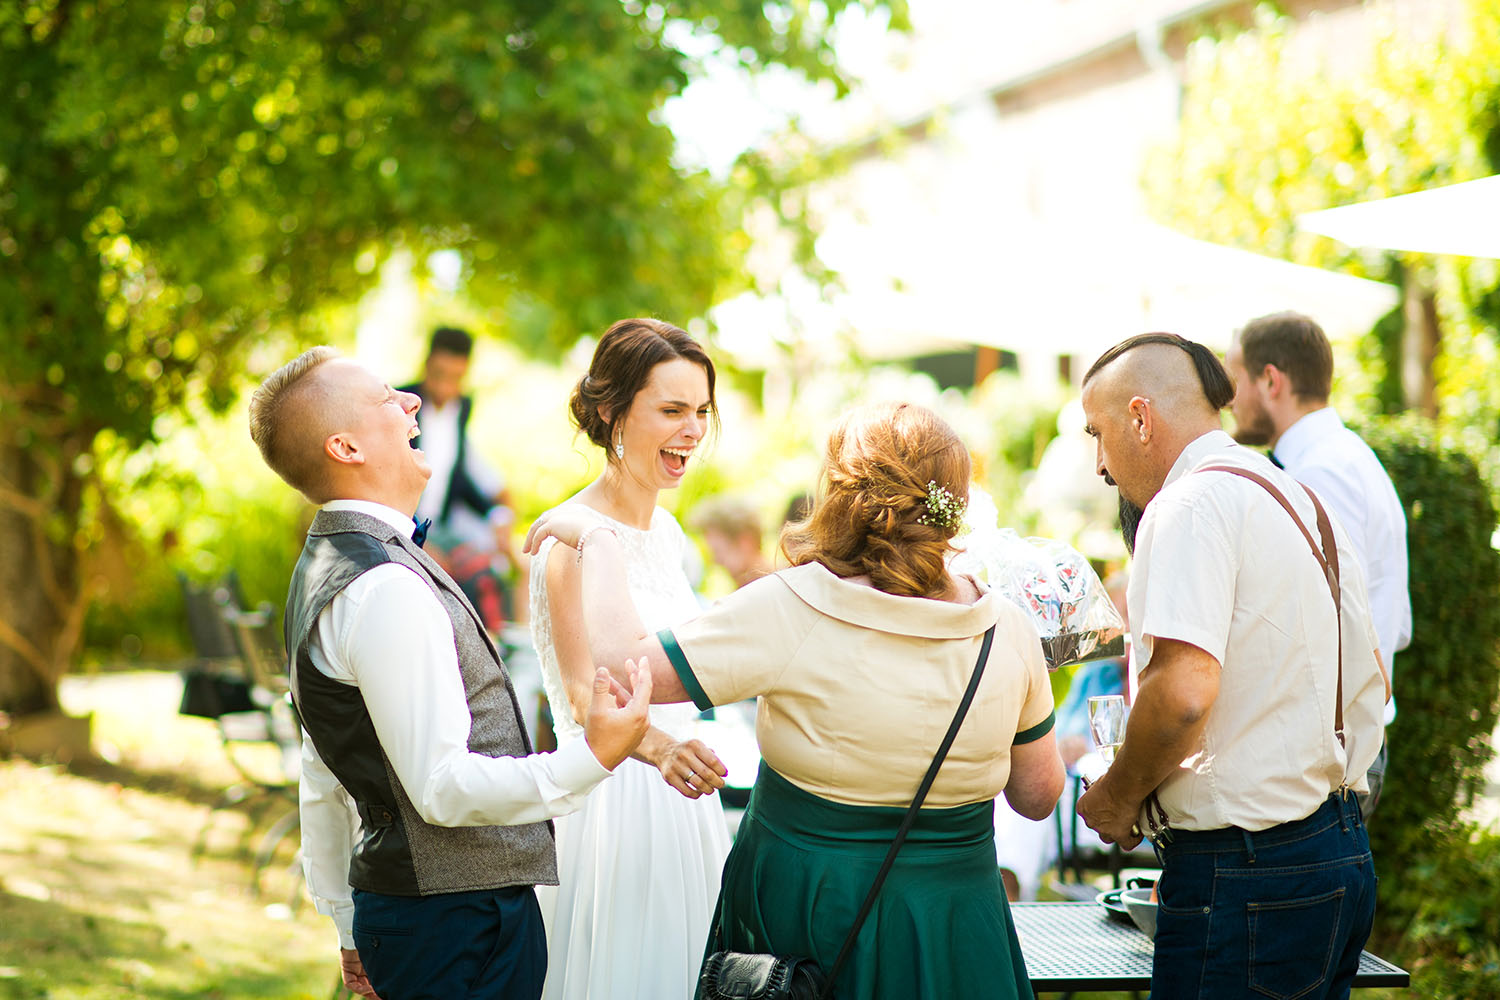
0, 0, 903, 717
1144, 0, 1500, 431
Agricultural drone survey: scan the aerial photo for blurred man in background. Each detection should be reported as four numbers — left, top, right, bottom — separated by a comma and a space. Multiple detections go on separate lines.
401, 326, 522, 630
691, 496, 772, 591
1225, 311, 1411, 818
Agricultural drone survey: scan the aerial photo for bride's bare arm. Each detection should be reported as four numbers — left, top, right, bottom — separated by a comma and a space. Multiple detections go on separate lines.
544, 540, 723, 796
573, 530, 691, 703
527, 508, 691, 703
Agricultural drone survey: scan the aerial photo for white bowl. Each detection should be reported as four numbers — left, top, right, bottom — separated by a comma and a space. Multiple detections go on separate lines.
1121, 886, 1157, 937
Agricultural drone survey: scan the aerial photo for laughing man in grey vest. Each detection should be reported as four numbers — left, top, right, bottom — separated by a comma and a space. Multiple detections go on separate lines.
249, 347, 653, 1000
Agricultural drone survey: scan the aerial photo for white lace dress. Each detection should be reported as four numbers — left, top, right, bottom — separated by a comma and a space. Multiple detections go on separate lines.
530, 505, 732, 1000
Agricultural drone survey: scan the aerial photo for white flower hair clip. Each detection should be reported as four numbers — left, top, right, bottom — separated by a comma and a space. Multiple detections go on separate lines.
917, 480, 966, 531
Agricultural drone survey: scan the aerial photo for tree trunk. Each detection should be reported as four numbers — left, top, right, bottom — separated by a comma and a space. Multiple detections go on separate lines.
1401, 282, 1441, 418
0, 431, 91, 718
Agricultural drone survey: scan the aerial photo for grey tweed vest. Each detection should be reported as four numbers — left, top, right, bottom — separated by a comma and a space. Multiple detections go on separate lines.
285, 507, 557, 896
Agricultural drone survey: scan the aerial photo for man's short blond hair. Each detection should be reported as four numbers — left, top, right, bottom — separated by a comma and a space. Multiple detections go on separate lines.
248, 346, 341, 501
690, 496, 763, 541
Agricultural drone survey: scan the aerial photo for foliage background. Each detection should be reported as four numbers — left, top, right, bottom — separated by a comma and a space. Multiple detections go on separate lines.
0, 0, 908, 710
1143, 0, 1500, 437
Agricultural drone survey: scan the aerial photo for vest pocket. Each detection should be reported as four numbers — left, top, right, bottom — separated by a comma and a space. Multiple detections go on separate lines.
1246, 887, 1345, 999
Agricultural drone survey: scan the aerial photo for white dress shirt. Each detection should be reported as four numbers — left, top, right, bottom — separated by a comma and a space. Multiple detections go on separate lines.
1274, 407, 1412, 724
1130, 432, 1387, 832
413, 401, 463, 524
413, 401, 512, 550
299, 499, 611, 947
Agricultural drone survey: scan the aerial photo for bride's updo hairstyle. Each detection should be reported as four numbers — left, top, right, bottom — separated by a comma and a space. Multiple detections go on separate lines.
568, 318, 717, 462
781, 401, 970, 600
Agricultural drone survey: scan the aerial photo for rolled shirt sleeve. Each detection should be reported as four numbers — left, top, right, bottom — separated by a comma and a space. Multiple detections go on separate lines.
1130, 493, 1237, 670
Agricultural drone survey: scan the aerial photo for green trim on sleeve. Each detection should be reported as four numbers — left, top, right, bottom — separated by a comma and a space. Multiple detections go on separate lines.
1014, 711, 1056, 746
658, 629, 714, 711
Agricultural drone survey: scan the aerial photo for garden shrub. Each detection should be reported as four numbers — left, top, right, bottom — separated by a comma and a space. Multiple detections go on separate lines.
1397, 825, 1500, 997
1359, 416, 1500, 971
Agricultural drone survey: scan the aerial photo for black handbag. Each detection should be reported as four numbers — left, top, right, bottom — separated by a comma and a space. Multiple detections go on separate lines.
698, 624, 997, 1000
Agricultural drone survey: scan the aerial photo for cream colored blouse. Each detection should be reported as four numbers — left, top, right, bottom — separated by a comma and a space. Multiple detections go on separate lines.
661, 562, 1055, 808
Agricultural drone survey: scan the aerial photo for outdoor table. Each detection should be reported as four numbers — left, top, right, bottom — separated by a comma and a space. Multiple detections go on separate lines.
1012, 902, 1410, 994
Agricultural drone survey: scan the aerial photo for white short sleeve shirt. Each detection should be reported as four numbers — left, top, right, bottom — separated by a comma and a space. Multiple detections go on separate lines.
1274, 407, 1411, 724
1130, 431, 1388, 832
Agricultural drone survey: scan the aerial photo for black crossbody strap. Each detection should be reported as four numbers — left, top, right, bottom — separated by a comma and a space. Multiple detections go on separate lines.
819, 623, 998, 995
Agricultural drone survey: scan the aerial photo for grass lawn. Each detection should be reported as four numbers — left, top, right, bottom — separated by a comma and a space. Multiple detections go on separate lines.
0, 672, 340, 1000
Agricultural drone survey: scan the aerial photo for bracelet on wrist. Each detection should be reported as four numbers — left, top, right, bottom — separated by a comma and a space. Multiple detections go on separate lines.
576, 525, 617, 562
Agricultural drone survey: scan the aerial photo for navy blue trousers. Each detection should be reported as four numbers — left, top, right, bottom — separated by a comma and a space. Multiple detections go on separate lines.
1150, 791, 1376, 1000
352, 885, 546, 1000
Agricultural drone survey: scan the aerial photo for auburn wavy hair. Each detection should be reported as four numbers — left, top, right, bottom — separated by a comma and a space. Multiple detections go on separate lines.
780, 402, 970, 600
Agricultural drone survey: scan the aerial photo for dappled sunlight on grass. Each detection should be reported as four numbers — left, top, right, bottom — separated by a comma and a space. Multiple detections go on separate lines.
0, 673, 336, 999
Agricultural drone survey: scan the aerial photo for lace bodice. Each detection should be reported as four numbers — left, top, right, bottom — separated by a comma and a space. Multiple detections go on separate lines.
529, 504, 705, 743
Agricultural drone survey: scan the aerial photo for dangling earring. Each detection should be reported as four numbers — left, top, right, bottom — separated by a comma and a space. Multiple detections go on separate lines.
613, 429, 624, 460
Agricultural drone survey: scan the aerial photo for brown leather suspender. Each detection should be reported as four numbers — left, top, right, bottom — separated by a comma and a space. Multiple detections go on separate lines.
1140, 463, 1350, 844
1199, 465, 1345, 749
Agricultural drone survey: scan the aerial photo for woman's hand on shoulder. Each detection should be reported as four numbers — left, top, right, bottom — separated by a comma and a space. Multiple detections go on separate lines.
655, 737, 728, 800
524, 503, 602, 555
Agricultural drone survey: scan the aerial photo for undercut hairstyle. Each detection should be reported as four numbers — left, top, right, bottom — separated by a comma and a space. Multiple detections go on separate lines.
1237, 311, 1333, 403
781, 402, 970, 600
428, 325, 474, 358
568, 318, 718, 462
1084, 332, 1236, 410
248, 346, 341, 501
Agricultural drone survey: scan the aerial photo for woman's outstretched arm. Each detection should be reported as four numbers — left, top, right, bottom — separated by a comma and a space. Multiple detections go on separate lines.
526, 506, 690, 703
542, 538, 723, 795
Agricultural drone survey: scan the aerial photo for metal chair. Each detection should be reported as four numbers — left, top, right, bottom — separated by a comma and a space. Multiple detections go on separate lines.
180, 578, 304, 907
1050, 772, 1129, 900
220, 603, 308, 910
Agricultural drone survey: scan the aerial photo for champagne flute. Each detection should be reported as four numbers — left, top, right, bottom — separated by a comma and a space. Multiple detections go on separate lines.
1088, 694, 1127, 765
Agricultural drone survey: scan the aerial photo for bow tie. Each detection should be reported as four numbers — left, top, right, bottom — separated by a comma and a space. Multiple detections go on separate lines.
411, 516, 432, 548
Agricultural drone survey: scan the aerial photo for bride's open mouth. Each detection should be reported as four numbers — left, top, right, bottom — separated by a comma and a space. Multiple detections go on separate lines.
660, 446, 693, 478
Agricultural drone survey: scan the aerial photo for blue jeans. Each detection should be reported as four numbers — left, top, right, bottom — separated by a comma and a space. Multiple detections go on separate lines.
352, 885, 547, 1000
1150, 791, 1376, 1000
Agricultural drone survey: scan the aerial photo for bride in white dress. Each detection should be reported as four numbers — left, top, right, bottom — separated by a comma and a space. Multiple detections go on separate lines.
529, 318, 732, 1000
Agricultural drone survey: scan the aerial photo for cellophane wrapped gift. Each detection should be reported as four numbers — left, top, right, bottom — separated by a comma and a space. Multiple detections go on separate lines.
950, 490, 1124, 670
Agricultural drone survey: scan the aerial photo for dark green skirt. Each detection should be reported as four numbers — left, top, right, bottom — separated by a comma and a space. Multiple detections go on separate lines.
704, 767, 1033, 1000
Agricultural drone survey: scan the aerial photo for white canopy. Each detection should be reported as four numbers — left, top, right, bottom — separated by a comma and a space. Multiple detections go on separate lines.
1297, 175, 1500, 260
711, 220, 1399, 370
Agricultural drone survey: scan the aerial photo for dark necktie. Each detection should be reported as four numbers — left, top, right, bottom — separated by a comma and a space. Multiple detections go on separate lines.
1269, 451, 1286, 470
411, 516, 432, 548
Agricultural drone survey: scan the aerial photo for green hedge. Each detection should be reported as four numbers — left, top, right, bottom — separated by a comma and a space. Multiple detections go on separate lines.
1361, 417, 1500, 993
